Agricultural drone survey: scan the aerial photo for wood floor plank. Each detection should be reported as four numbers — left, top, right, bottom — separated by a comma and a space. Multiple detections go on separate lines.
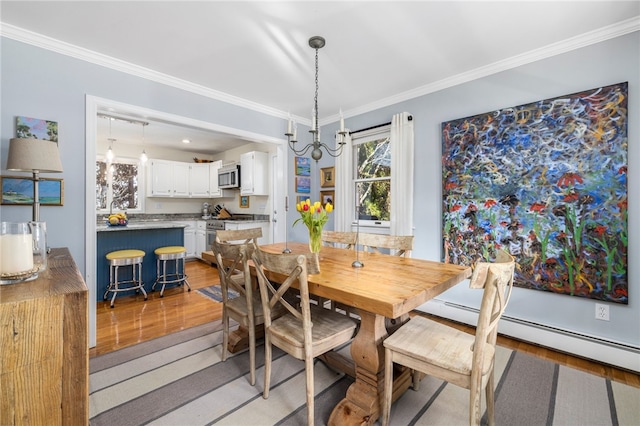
90, 259, 640, 389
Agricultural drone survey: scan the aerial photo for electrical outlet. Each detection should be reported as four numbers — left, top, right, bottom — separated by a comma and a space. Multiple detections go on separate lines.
595, 303, 610, 321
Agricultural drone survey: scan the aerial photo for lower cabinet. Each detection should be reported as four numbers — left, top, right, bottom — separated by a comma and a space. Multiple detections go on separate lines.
174, 221, 196, 258
196, 221, 207, 259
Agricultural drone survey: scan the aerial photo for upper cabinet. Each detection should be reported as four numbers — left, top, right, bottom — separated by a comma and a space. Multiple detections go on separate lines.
148, 159, 189, 197
189, 163, 210, 197
148, 160, 208, 198
240, 151, 269, 195
209, 160, 222, 198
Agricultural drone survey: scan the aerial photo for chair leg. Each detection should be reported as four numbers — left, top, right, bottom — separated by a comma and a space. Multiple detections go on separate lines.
305, 355, 314, 426
469, 380, 482, 426
221, 310, 229, 362
382, 347, 393, 426
263, 335, 271, 399
486, 370, 496, 426
248, 317, 256, 386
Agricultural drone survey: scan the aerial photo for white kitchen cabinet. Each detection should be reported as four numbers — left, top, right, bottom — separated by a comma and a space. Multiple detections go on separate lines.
148, 160, 190, 197
240, 151, 269, 195
209, 160, 222, 197
174, 221, 196, 258
224, 221, 270, 245
189, 163, 210, 197
195, 220, 207, 259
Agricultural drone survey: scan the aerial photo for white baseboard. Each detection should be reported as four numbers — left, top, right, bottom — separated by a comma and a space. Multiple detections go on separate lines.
417, 299, 640, 373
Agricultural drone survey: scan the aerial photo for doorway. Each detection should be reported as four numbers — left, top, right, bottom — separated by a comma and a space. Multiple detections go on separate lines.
85, 95, 286, 347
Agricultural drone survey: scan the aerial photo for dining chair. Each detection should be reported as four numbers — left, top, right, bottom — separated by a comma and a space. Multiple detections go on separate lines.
381, 250, 515, 426
321, 230, 357, 249
211, 227, 263, 386
252, 247, 358, 426
357, 233, 414, 331
357, 232, 414, 257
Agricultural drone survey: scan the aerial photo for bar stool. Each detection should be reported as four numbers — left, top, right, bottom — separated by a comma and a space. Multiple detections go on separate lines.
104, 249, 147, 308
152, 246, 191, 297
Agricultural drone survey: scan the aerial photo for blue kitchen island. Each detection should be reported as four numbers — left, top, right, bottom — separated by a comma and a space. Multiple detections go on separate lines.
96, 222, 185, 302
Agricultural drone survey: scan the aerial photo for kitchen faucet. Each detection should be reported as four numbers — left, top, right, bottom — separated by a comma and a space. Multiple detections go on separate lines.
110, 200, 116, 215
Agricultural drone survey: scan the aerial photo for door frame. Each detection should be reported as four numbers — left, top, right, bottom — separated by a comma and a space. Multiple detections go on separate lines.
85, 95, 286, 347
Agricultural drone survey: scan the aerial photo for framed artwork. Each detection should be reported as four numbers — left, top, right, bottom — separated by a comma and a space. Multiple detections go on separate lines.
320, 190, 335, 207
441, 82, 628, 304
296, 176, 311, 193
297, 195, 310, 204
1, 176, 64, 206
16, 116, 58, 143
320, 166, 335, 188
239, 195, 250, 208
295, 156, 311, 176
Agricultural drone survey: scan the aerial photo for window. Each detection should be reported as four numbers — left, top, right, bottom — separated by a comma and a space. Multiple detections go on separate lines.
353, 126, 391, 226
96, 157, 143, 212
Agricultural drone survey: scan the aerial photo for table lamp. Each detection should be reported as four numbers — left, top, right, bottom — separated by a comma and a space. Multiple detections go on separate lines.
6, 138, 63, 222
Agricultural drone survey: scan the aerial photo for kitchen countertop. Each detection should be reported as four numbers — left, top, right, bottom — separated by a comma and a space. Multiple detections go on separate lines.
96, 221, 189, 232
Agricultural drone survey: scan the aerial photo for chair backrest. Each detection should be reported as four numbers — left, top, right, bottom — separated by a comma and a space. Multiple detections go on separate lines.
252, 248, 320, 335
211, 239, 255, 304
358, 233, 414, 257
470, 250, 515, 370
216, 227, 262, 246
322, 230, 357, 249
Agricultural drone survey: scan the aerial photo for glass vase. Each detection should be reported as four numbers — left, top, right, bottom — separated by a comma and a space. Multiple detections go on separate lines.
308, 225, 323, 254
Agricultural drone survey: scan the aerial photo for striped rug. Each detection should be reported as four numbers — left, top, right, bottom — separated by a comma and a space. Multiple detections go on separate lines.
89, 321, 639, 425
195, 285, 239, 303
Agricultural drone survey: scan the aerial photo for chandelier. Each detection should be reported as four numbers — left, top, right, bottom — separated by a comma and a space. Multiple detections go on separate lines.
286, 36, 347, 162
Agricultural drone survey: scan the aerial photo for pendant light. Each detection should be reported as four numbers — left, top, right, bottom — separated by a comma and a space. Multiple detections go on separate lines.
140, 121, 148, 163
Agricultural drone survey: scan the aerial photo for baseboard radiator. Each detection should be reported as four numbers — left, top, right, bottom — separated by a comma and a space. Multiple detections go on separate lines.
417, 299, 640, 373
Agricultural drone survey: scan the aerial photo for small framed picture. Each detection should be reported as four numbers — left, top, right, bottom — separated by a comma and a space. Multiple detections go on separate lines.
296, 176, 311, 193
239, 195, 250, 208
295, 156, 311, 176
296, 195, 310, 205
1, 176, 64, 206
320, 167, 334, 188
320, 190, 335, 207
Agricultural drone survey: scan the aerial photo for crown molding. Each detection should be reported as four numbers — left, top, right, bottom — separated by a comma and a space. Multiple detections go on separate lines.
336, 16, 640, 122
2, 17, 638, 125
0, 23, 288, 121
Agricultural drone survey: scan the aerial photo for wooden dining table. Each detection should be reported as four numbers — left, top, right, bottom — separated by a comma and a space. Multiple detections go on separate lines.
253, 242, 472, 425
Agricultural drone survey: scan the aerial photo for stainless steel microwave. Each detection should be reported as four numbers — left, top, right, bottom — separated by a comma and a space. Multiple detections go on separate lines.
218, 164, 241, 189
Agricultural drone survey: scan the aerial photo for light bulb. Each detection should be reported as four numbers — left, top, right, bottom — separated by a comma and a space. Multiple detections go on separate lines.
140, 150, 148, 163
106, 146, 114, 162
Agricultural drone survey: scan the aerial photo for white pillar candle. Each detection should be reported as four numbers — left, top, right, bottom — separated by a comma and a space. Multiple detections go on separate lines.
339, 108, 345, 132
0, 234, 34, 275
287, 116, 293, 134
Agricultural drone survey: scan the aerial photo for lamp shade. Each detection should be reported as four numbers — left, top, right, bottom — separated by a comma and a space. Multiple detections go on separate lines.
6, 138, 63, 173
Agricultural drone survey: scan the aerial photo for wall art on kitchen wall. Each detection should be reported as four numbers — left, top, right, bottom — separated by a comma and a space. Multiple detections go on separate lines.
320, 167, 334, 188
296, 176, 311, 194
295, 156, 311, 176
239, 196, 250, 208
16, 116, 58, 143
297, 195, 310, 204
1, 176, 64, 206
320, 190, 334, 207
441, 82, 628, 304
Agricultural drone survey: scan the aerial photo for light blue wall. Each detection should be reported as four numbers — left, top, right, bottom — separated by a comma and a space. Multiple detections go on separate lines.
324, 32, 639, 349
1, 38, 286, 274
2, 31, 638, 353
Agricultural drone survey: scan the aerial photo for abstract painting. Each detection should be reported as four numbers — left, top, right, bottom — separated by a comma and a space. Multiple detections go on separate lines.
16, 116, 58, 142
441, 82, 628, 303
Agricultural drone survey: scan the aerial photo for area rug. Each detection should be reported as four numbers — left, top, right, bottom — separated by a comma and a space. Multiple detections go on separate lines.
195, 285, 239, 303
89, 321, 639, 425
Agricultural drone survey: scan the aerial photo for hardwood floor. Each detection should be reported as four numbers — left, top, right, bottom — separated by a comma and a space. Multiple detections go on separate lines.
90, 259, 640, 388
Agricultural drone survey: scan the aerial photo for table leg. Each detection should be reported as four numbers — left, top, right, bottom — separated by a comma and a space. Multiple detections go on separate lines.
328, 309, 412, 425
227, 325, 264, 353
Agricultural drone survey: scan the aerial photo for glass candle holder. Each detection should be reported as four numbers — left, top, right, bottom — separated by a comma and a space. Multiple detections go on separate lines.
0, 221, 47, 285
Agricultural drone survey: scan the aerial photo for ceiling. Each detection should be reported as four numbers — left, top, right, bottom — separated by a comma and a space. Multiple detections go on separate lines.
1, 1, 638, 154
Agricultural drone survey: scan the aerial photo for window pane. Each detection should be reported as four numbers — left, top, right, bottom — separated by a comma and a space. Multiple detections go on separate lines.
112, 163, 139, 209
356, 180, 390, 221
96, 161, 107, 210
356, 137, 390, 179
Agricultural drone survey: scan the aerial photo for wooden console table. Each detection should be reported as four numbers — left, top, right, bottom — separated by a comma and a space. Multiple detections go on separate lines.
0, 248, 88, 425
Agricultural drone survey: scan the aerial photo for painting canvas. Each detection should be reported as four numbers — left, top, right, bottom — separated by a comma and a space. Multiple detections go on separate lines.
1, 176, 64, 206
296, 176, 311, 193
16, 116, 59, 142
295, 156, 311, 176
441, 82, 628, 304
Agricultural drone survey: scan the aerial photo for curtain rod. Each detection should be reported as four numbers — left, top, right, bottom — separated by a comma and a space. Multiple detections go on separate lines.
349, 115, 412, 135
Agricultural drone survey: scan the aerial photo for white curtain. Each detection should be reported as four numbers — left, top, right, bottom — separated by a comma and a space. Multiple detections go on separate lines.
390, 112, 414, 236
335, 133, 353, 232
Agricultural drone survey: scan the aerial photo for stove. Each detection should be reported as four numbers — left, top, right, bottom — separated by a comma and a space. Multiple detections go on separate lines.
206, 220, 225, 230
